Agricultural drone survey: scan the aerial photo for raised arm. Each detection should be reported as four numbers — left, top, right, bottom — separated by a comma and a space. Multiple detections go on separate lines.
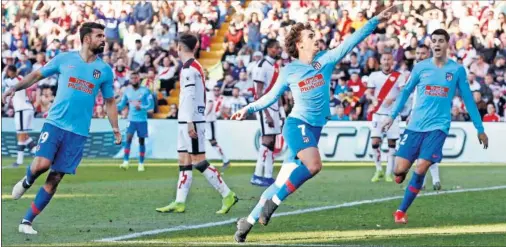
319, 16, 380, 66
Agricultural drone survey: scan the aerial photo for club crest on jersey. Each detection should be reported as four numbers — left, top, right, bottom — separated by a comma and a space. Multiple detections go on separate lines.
93, 69, 101, 79
446, 72, 453, 81
312, 61, 321, 70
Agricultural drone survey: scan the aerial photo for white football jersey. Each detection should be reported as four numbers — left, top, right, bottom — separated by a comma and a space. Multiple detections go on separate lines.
2, 76, 33, 111
252, 55, 279, 111
367, 71, 406, 115
178, 59, 206, 122
205, 90, 217, 122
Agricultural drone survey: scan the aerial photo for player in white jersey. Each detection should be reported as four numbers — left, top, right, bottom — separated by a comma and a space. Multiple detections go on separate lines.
2, 65, 37, 167
156, 33, 238, 214
250, 39, 282, 187
205, 84, 230, 170
368, 53, 407, 182
410, 44, 442, 190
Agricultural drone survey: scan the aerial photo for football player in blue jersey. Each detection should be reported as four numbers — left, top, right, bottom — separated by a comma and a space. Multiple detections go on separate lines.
230, 6, 399, 242
3, 22, 121, 234
117, 71, 154, 171
383, 29, 488, 224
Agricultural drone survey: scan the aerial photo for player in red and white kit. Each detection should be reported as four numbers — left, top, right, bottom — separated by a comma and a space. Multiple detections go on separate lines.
251, 39, 282, 187
2, 65, 37, 167
156, 33, 238, 214
205, 82, 230, 170
368, 53, 406, 182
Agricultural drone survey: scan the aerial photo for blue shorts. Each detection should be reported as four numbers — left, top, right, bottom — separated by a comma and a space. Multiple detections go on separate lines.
126, 121, 148, 138
283, 117, 322, 156
35, 123, 87, 174
396, 129, 447, 164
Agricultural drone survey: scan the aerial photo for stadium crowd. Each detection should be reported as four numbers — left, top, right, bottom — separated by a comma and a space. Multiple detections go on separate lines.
2, 0, 506, 122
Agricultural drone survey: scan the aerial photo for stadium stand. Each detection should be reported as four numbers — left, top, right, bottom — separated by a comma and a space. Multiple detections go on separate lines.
2, 0, 506, 122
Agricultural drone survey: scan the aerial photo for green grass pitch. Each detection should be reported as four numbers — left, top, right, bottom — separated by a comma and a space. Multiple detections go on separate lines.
1, 158, 505, 246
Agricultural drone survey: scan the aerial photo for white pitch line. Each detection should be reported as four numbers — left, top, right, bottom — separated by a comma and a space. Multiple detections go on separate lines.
96, 185, 506, 242
108, 240, 358, 247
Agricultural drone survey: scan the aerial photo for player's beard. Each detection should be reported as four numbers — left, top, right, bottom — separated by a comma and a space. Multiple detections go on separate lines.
92, 43, 105, 55
132, 83, 140, 89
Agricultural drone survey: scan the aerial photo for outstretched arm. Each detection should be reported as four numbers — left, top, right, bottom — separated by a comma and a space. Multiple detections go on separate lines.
247, 75, 288, 114
320, 17, 380, 66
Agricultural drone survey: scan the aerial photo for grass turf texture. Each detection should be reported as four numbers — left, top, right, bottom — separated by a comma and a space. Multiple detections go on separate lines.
1, 158, 505, 246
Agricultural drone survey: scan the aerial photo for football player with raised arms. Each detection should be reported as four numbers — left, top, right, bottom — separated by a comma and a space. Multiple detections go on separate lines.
231, 6, 399, 242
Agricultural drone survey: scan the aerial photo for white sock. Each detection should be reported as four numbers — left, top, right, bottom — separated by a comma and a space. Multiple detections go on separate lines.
263, 149, 274, 179
17, 142, 24, 165
272, 194, 281, 205
255, 145, 268, 177
386, 147, 395, 176
372, 147, 382, 171
175, 169, 193, 203
430, 163, 440, 184
202, 165, 231, 197
213, 144, 229, 163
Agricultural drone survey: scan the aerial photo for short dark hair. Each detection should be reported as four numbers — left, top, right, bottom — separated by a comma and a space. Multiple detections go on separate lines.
417, 44, 430, 50
431, 29, 450, 42
135, 39, 142, 44
263, 39, 279, 55
80, 22, 105, 43
285, 22, 313, 58
7, 65, 17, 73
177, 33, 199, 51
130, 71, 139, 76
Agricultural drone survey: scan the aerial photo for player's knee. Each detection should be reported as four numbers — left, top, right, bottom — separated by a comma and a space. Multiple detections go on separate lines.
44, 172, 65, 193
371, 143, 380, 149
388, 142, 397, 149
138, 138, 145, 145
32, 157, 51, 172
306, 161, 322, 175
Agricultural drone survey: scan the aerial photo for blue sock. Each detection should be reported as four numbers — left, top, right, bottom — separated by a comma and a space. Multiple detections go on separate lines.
123, 141, 132, 162
139, 145, 145, 164
398, 171, 425, 212
23, 187, 53, 223
247, 184, 279, 224
273, 161, 313, 204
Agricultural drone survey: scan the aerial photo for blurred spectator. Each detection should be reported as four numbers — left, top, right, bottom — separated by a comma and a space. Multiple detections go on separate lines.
222, 87, 247, 119
15, 53, 32, 76
491, 91, 506, 118
488, 56, 505, 82
347, 73, 366, 98
468, 72, 482, 92
483, 103, 500, 122
133, 0, 154, 35
473, 91, 488, 118
451, 106, 466, 121
128, 39, 146, 70
154, 53, 180, 94
222, 41, 239, 65
330, 105, 350, 121
246, 12, 261, 51
470, 55, 490, 80
334, 78, 349, 96
220, 74, 236, 97
166, 103, 178, 119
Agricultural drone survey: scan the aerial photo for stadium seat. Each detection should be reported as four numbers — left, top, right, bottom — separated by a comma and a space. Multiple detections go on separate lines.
159, 105, 170, 113
153, 113, 168, 119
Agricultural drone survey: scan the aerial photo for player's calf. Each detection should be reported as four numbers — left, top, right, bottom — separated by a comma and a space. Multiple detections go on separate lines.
13, 158, 51, 200
393, 157, 412, 184
20, 171, 64, 231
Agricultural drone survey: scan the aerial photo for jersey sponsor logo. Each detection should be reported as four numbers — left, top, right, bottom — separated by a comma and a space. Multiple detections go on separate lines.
446, 72, 453, 81
424, 85, 449, 97
68, 77, 94, 94
198, 106, 206, 114
312, 61, 321, 70
298, 74, 324, 93
93, 69, 101, 79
